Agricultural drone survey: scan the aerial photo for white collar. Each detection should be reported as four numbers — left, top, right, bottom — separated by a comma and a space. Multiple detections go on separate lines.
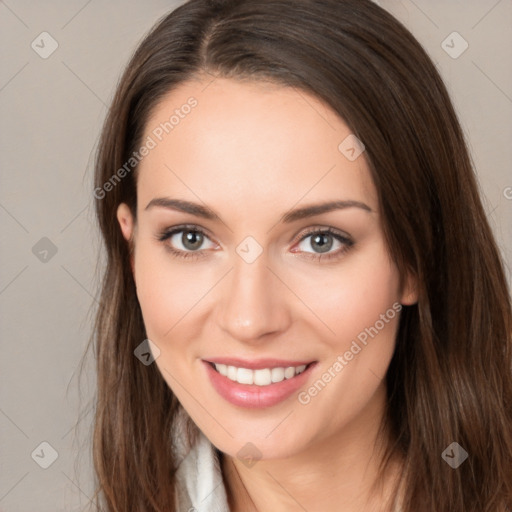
173, 408, 230, 512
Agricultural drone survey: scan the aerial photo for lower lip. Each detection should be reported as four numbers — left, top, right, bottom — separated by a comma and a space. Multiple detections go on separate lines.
203, 361, 317, 409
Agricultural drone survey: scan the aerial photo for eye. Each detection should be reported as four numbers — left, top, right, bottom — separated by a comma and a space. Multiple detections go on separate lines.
293, 227, 354, 261
157, 224, 354, 263
157, 225, 216, 260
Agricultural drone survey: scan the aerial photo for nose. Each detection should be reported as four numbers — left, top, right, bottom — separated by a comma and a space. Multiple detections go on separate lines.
215, 251, 291, 343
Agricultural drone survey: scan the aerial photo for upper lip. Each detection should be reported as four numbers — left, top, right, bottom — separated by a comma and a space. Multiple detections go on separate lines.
204, 357, 316, 370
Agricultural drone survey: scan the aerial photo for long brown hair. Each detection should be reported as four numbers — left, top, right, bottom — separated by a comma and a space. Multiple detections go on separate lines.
86, 0, 512, 510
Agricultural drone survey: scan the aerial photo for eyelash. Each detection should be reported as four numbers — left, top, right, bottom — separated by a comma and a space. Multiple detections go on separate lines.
156, 224, 354, 262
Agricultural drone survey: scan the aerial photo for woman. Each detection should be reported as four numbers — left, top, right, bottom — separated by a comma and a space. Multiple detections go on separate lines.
89, 0, 512, 510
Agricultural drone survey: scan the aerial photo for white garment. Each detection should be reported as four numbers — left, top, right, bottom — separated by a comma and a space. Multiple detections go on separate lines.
173, 408, 230, 512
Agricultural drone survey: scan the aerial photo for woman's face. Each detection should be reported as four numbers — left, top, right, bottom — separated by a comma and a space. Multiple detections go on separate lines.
117, 77, 416, 460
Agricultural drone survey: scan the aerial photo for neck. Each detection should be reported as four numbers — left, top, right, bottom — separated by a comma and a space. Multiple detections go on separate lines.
220, 383, 404, 512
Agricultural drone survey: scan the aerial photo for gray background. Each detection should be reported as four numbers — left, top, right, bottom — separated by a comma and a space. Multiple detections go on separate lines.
0, 1, 511, 511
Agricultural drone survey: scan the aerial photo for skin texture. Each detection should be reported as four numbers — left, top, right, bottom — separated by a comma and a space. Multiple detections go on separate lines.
117, 77, 417, 511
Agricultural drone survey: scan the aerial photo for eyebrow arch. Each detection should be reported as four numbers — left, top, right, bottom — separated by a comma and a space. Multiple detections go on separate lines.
145, 197, 220, 220
281, 199, 372, 223
144, 197, 372, 223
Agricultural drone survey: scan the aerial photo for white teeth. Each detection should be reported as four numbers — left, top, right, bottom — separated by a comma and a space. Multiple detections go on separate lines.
216, 364, 228, 376
227, 365, 237, 381
254, 368, 272, 386
271, 367, 285, 383
284, 366, 295, 379
237, 368, 254, 385
214, 363, 308, 386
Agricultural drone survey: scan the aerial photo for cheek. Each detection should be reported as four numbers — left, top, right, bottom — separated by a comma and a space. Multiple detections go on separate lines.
294, 248, 402, 433
295, 241, 402, 348
133, 243, 214, 342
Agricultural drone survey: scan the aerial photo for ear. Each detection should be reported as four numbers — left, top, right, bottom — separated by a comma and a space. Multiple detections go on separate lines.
116, 203, 136, 274
117, 202, 135, 241
400, 270, 418, 306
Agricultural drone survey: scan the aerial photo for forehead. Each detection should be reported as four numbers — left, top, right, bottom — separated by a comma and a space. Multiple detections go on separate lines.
136, 77, 377, 216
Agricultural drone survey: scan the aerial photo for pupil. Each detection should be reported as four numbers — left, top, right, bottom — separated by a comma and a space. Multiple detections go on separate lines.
183, 231, 203, 250
312, 234, 332, 253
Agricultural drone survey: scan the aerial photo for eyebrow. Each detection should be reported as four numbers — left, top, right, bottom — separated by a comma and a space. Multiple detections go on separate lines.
144, 197, 372, 223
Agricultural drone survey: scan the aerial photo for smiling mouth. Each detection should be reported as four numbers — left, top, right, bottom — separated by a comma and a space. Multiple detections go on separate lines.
207, 361, 315, 386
